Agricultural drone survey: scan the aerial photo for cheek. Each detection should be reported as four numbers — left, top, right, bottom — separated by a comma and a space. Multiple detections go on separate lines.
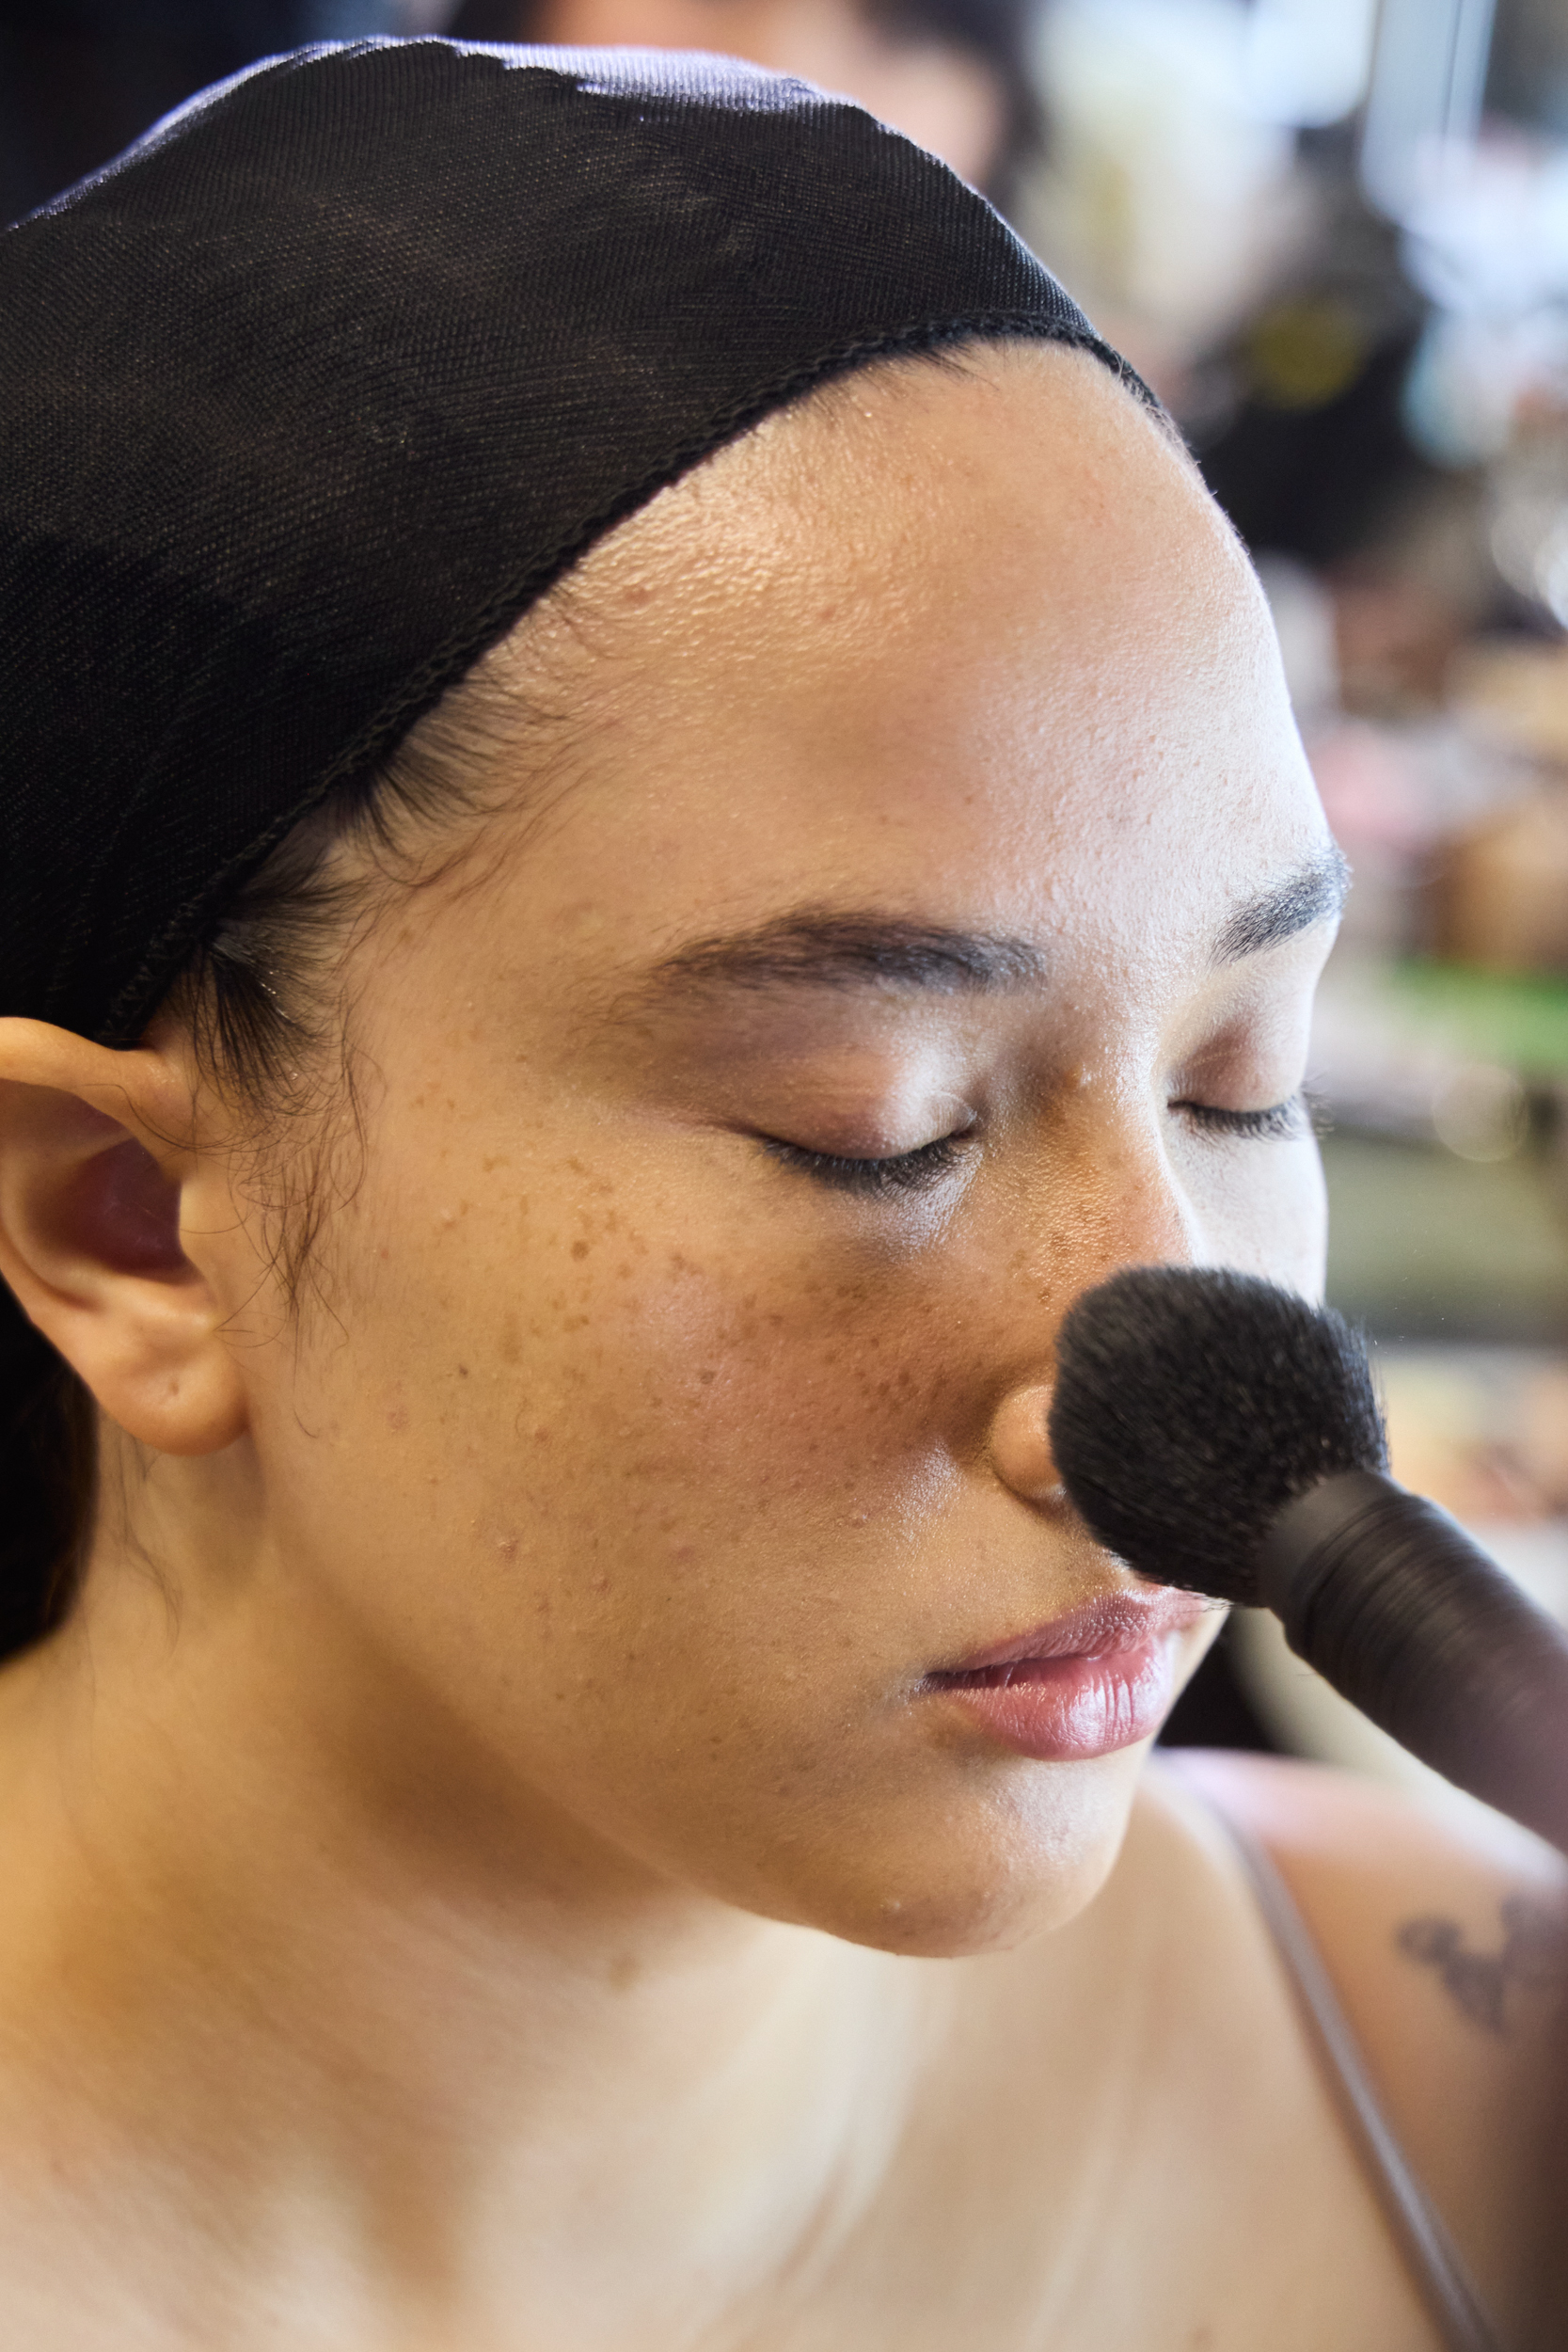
305, 1139, 980, 1681
266, 1104, 1210, 1948
1176, 1136, 1328, 1295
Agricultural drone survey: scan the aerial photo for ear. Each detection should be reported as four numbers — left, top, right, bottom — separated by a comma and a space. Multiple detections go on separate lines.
0, 1020, 250, 1455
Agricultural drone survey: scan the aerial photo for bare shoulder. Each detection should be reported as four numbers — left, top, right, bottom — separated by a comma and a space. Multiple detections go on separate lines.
1171, 1749, 1568, 2330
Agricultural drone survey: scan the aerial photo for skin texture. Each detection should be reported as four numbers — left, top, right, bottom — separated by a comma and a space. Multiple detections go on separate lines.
0, 343, 1558, 2347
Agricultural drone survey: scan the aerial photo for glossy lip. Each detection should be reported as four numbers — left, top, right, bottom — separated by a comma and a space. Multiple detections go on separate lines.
931, 1586, 1210, 1677
920, 1587, 1212, 1763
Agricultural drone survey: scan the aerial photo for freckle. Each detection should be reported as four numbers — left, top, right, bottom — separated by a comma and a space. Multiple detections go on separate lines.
386, 1406, 408, 1432
567, 1156, 586, 1175
697, 1368, 717, 1386
498, 1318, 521, 1364
616, 1263, 633, 1279
456, 1364, 469, 1378
571, 1239, 590, 1261
482, 1156, 511, 1174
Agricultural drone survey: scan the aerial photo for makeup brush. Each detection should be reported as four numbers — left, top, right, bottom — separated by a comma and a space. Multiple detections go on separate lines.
1047, 1265, 1568, 1853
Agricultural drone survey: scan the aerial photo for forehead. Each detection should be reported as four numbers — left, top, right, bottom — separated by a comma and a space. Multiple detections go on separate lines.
487, 342, 1328, 975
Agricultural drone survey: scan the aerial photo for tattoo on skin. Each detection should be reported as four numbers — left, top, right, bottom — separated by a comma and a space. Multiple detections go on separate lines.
1396, 1896, 1568, 2036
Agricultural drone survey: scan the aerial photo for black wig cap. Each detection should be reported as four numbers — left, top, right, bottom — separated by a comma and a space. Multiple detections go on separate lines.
0, 36, 1133, 1050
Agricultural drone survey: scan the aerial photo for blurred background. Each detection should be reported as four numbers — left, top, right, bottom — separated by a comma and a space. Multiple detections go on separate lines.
8, 0, 1568, 1833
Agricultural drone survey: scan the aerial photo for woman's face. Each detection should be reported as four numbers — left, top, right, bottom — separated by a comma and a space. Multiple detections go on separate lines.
229, 345, 1338, 1955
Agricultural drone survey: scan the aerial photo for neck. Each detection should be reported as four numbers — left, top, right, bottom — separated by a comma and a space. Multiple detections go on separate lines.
0, 1517, 934, 2339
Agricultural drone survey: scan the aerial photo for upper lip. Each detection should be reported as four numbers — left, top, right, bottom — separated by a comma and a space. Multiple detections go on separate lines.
931, 1587, 1211, 1676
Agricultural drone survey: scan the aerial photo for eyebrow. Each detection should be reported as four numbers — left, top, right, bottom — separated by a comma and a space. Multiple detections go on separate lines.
639, 913, 1049, 1000
632, 851, 1350, 1009
1212, 849, 1350, 964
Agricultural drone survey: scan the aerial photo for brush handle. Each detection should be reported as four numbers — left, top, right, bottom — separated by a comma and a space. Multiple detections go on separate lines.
1258, 1470, 1568, 1854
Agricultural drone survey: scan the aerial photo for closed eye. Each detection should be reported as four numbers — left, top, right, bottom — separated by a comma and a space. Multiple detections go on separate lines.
759, 1129, 974, 1196
1173, 1093, 1315, 1141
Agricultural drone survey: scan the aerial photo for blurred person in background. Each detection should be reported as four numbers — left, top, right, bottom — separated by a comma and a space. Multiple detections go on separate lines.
447, 0, 1037, 204
0, 0, 1037, 221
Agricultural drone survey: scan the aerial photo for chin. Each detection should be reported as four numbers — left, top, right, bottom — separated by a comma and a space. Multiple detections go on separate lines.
745, 1742, 1148, 1961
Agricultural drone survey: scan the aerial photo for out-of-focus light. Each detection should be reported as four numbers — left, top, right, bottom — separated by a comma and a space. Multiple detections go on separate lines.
1432, 1062, 1528, 1162
1243, 0, 1379, 131
1533, 524, 1568, 630
1029, 0, 1304, 353
1481, 431, 1568, 623
1405, 310, 1568, 468
1362, 0, 1497, 221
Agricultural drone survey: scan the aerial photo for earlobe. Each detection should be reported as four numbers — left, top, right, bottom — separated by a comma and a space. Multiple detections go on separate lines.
0, 1019, 250, 1457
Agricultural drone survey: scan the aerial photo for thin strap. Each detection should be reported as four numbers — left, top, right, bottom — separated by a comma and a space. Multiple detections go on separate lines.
1214, 1804, 1503, 2352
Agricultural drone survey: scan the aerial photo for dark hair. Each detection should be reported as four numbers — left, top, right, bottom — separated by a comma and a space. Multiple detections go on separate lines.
446, 0, 1044, 212
0, 630, 529, 1662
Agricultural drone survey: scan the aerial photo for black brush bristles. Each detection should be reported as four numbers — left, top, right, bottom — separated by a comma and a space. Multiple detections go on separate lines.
1047, 1266, 1388, 1604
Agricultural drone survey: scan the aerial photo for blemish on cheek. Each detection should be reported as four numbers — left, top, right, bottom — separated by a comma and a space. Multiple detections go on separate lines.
498, 1318, 521, 1365
386, 1405, 408, 1433
696, 1368, 718, 1386
571, 1239, 590, 1261
456, 1364, 469, 1378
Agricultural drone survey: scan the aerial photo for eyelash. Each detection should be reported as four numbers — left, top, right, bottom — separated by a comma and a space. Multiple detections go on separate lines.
759, 1091, 1316, 1198
760, 1132, 971, 1197
1175, 1093, 1314, 1142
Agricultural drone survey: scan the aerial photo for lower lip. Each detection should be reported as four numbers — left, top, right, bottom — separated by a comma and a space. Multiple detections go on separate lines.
923, 1636, 1180, 1761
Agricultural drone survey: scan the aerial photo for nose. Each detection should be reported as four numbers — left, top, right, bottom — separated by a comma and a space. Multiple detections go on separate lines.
986, 1114, 1203, 1509
989, 1382, 1062, 1503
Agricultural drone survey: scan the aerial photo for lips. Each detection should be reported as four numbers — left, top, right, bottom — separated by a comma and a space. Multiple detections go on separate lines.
922, 1587, 1212, 1762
